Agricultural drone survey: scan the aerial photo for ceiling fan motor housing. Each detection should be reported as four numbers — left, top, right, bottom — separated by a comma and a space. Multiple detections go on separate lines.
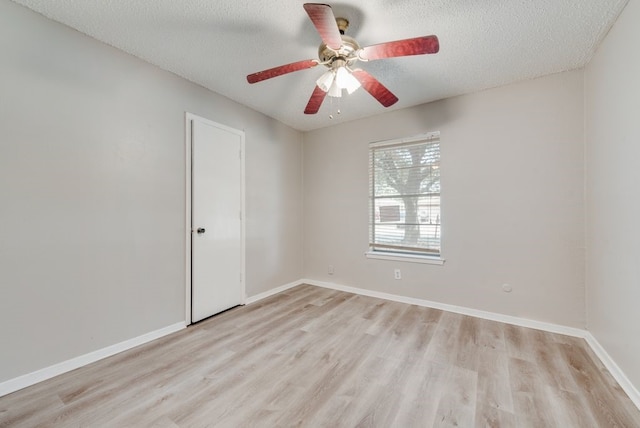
318, 33, 360, 69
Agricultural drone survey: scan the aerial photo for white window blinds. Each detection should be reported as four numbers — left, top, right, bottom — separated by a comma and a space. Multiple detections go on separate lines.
369, 133, 441, 256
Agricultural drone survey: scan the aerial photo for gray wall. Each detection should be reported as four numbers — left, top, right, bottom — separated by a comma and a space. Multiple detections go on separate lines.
303, 70, 586, 328
585, 0, 640, 390
0, 1, 303, 383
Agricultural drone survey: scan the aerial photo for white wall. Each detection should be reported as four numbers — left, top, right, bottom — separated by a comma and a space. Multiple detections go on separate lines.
0, 1, 303, 383
585, 0, 640, 390
304, 70, 585, 328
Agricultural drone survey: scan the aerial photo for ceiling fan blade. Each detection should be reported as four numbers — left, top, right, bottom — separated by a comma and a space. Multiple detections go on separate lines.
247, 59, 318, 84
351, 69, 399, 108
304, 85, 327, 114
359, 35, 439, 61
303, 3, 343, 50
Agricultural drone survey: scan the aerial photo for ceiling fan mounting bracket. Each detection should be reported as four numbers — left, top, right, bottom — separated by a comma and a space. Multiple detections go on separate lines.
335, 17, 349, 34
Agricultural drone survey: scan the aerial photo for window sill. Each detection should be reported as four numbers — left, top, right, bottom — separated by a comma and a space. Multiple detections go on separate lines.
365, 251, 445, 265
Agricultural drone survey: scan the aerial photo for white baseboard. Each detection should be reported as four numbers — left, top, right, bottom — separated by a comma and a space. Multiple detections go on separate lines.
245, 280, 303, 305
301, 278, 586, 337
584, 332, 640, 409
0, 322, 185, 398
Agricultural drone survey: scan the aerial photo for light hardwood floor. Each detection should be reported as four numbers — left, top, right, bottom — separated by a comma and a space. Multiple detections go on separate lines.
1, 284, 639, 427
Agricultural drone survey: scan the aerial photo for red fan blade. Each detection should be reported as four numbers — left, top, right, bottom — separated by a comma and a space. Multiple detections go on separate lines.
303, 3, 343, 50
359, 35, 439, 61
304, 85, 327, 114
247, 59, 318, 84
351, 69, 398, 107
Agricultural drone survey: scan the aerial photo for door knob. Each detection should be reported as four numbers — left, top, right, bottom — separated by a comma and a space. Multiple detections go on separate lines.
197, 228, 206, 234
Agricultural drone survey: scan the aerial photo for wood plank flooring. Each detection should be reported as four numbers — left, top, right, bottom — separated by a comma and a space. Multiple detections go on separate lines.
1, 284, 639, 427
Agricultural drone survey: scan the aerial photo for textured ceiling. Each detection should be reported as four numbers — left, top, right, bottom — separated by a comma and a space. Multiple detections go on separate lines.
11, 0, 628, 131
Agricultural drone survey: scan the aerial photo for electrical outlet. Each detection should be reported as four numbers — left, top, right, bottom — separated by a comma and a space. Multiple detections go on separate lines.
328, 265, 334, 275
394, 269, 402, 280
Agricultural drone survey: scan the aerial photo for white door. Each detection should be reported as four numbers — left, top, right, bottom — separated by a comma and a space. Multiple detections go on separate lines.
190, 117, 244, 323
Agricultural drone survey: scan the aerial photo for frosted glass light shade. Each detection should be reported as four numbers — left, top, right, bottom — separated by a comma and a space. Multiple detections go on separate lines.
316, 70, 335, 92
335, 66, 361, 94
328, 80, 342, 97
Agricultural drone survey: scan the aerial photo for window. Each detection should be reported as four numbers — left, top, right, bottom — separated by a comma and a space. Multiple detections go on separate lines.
368, 133, 441, 260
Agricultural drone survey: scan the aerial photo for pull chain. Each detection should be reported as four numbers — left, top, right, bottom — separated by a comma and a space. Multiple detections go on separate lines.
328, 94, 342, 120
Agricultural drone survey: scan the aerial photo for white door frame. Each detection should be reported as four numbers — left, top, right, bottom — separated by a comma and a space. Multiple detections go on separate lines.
184, 112, 246, 325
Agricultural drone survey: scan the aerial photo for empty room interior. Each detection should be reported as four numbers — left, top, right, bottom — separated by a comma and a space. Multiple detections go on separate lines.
1, 0, 640, 426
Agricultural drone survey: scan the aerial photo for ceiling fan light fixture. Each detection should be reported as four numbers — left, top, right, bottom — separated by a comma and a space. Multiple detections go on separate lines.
316, 70, 335, 92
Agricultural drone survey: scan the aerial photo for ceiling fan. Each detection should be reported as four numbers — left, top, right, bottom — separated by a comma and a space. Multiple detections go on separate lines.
246, 3, 439, 115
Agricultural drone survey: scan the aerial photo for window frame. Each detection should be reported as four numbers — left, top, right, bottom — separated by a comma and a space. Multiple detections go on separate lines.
366, 132, 444, 265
